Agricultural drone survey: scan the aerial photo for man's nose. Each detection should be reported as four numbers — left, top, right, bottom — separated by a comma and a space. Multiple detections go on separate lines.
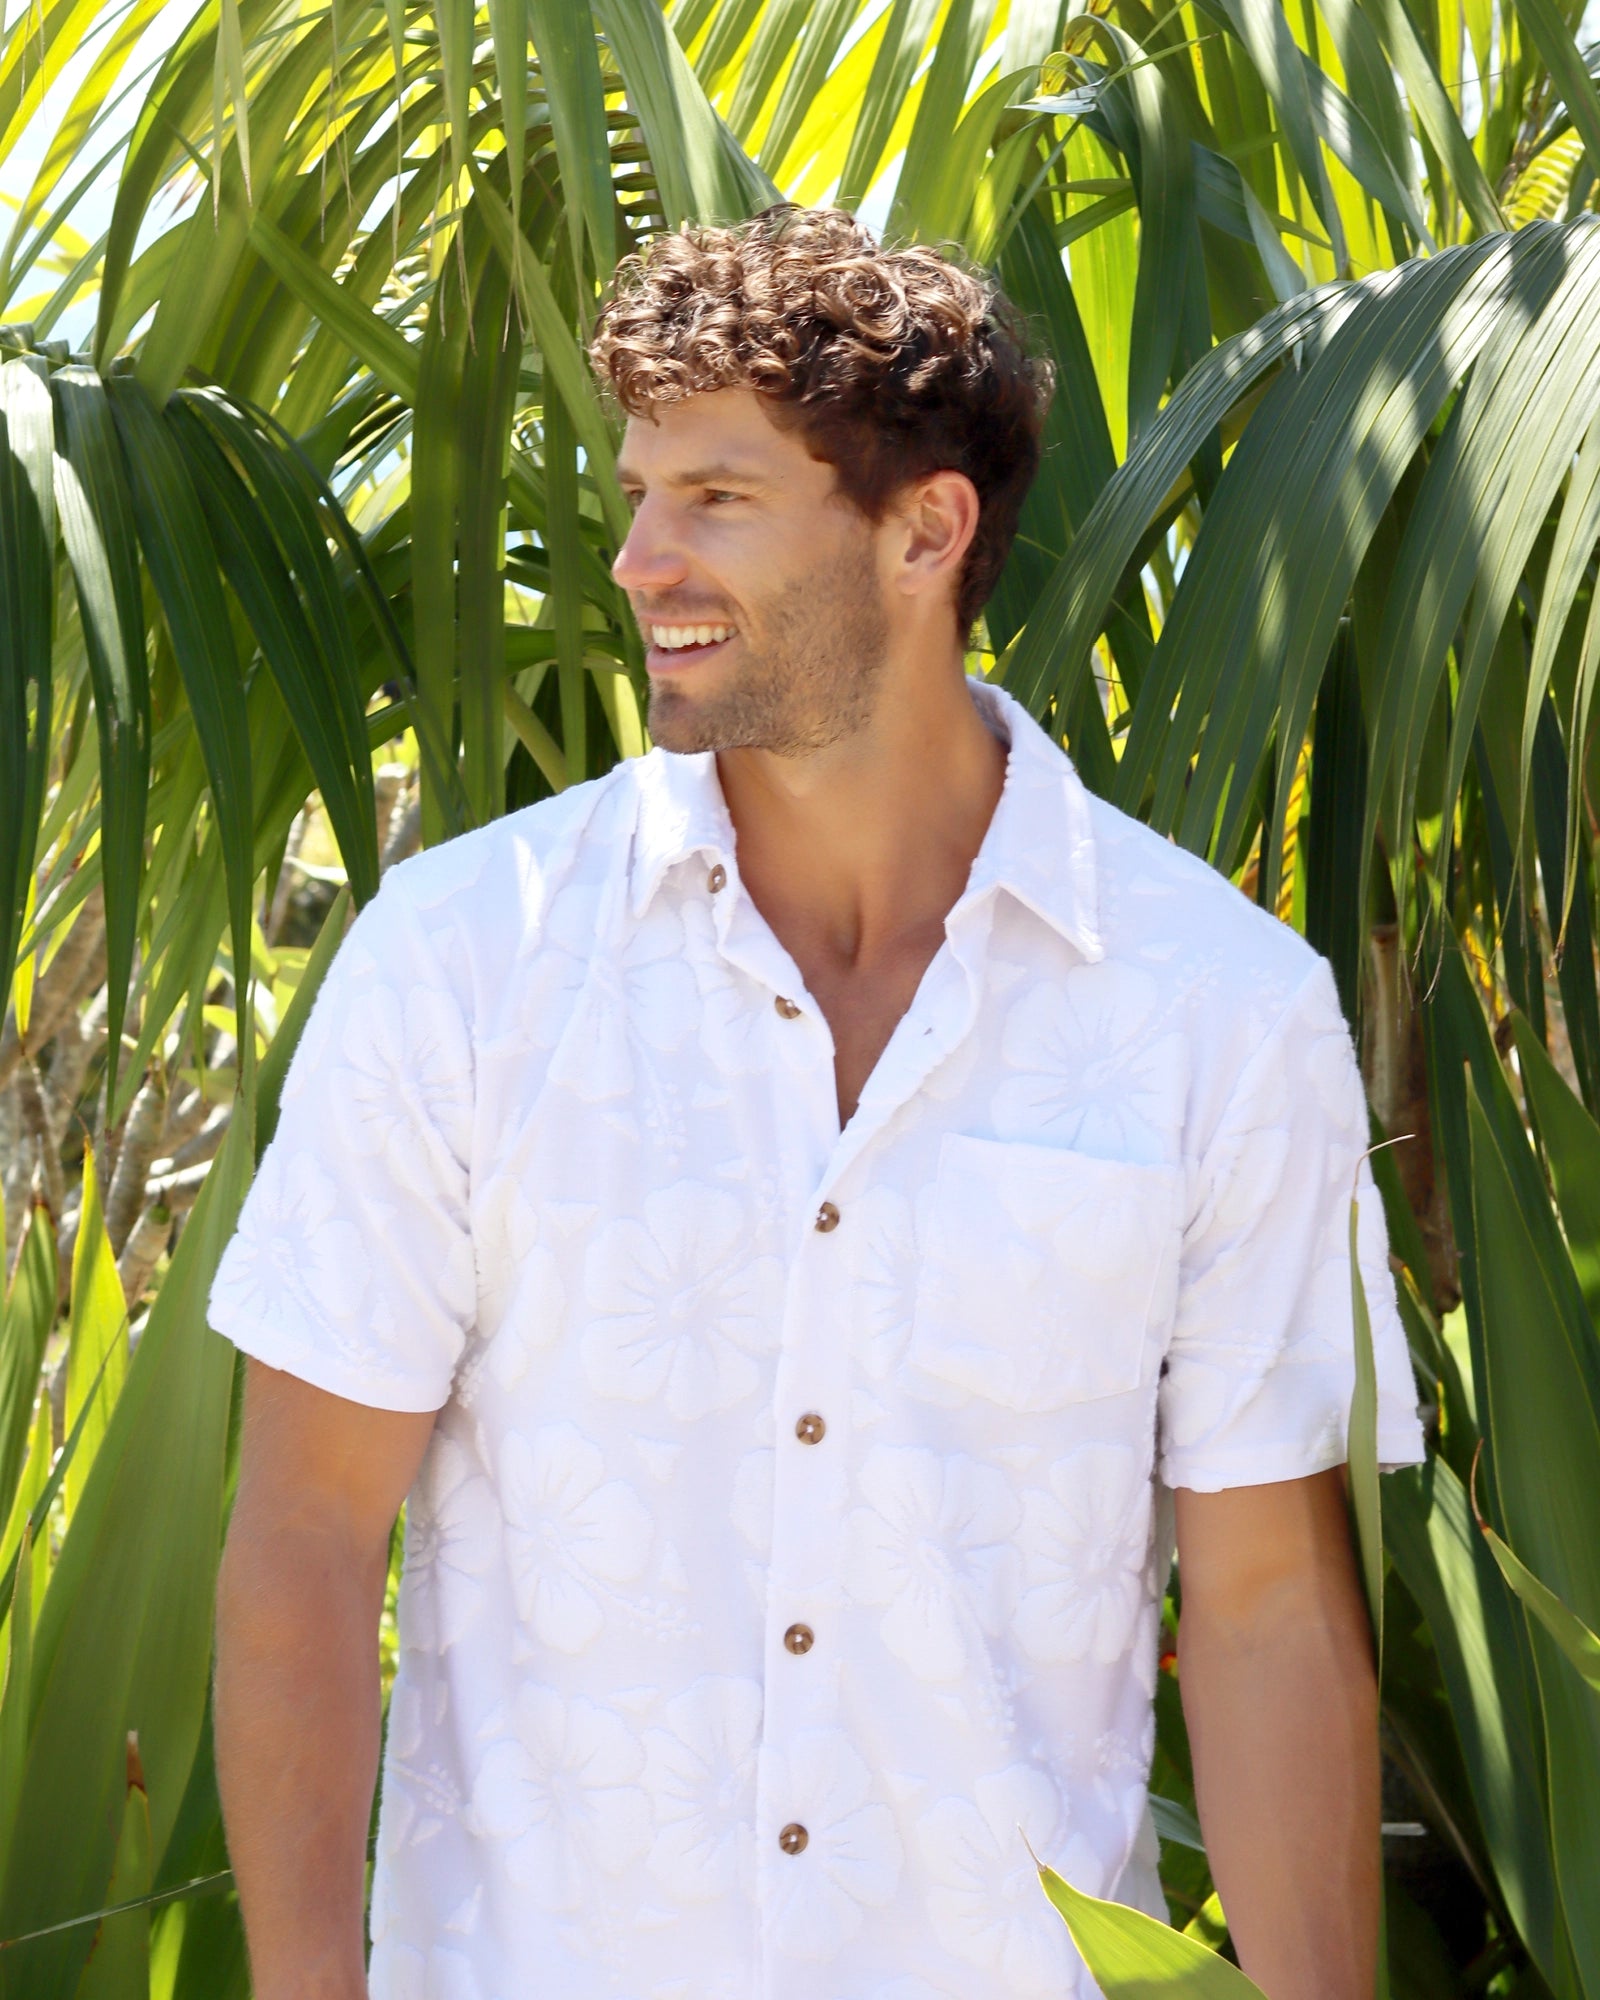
612, 499, 687, 594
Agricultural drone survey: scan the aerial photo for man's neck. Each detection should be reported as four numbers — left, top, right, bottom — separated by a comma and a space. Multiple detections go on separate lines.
715, 666, 1007, 980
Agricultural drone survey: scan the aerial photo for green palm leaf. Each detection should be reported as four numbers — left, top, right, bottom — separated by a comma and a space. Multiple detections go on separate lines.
530, 0, 619, 289
5, 3, 1600, 1991
51, 364, 151, 1107
108, 373, 255, 1055
1386, 1456, 1564, 1981
1466, 1078, 1600, 1973
1350, 0, 1504, 237
0, 1208, 56, 1556
170, 399, 379, 908
1469, 1443, 1600, 1696
0, 1110, 248, 1998
0, 354, 55, 1019
1039, 1858, 1268, 1996
1211, 0, 1348, 272
596, 0, 777, 223
1000, 277, 1350, 718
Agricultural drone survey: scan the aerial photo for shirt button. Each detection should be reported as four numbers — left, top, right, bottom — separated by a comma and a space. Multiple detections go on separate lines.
814, 1200, 840, 1233
784, 1623, 815, 1655
774, 995, 802, 1019
779, 1823, 809, 1855
795, 1412, 826, 1445
707, 863, 727, 893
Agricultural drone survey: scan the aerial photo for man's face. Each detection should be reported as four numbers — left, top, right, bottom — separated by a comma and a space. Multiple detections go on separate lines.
613, 388, 891, 756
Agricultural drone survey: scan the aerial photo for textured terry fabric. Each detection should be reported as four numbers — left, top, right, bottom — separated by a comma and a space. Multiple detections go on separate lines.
210, 682, 1425, 2000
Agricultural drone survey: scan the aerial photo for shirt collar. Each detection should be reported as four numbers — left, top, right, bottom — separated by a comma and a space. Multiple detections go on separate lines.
628, 746, 737, 918
626, 679, 1103, 963
958, 680, 1103, 963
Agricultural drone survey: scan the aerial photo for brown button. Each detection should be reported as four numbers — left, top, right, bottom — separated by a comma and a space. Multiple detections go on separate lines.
784, 1623, 815, 1655
774, 995, 802, 1019
779, 1822, 809, 1855
814, 1201, 840, 1233
795, 1412, 826, 1445
707, 863, 727, 893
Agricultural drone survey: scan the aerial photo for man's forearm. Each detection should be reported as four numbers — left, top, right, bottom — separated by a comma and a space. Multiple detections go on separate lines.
215, 1516, 387, 2000
1179, 1586, 1380, 1999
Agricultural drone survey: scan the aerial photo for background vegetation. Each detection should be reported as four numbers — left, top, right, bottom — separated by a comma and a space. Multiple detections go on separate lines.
1, 0, 1599, 1992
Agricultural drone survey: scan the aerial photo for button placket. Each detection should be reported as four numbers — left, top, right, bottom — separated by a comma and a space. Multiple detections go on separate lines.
813, 924, 986, 1199
760, 1164, 855, 1927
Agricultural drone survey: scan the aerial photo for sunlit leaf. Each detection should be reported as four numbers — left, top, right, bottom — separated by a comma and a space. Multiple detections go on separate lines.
1471, 1445, 1600, 1695
0, 1207, 56, 1544
52, 364, 151, 1108
108, 373, 254, 1054
0, 354, 54, 1019
1037, 1858, 1268, 1996
0, 1107, 250, 1994
63, 1148, 129, 1524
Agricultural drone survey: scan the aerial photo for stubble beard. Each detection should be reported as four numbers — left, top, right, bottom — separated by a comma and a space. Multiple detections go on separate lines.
646, 544, 890, 757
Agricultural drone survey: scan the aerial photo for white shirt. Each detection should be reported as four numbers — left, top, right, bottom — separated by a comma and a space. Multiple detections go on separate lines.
211, 681, 1425, 2000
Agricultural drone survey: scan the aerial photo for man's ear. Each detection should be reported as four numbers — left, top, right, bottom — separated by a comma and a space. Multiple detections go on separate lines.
891, 469, 981, 607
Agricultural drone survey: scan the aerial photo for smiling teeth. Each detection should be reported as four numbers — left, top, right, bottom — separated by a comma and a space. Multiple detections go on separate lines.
651, 624, 735, 649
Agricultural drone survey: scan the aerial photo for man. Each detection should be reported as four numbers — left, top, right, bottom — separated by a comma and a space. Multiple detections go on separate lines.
213, 205, 1425, 2000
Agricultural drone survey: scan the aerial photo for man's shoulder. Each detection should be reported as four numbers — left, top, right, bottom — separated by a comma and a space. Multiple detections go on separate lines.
1084, 789, 1326, 1015
381, 759, 640, 927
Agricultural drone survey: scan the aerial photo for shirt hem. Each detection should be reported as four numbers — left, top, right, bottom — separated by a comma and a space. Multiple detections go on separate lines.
214, 1312, 450, 1415
1160, 1422, 1428, 1494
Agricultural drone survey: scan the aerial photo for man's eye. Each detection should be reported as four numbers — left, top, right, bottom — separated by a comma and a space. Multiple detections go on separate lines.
704, 490, 741, 505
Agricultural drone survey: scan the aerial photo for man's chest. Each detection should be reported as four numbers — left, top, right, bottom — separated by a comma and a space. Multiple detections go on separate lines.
452, 895, 1194, 1480
399, 964, 1179, 1993
374, 866, 1208, 1996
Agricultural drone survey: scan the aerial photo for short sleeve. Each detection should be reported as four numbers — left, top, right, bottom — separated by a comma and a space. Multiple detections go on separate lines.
208, 874, 476, 1412
1157, 957, 1427, 1492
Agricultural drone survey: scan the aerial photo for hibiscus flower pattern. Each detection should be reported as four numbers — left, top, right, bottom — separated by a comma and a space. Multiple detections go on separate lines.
993, 961, 1185, 1163
581, 1184, 780, 1420
471, 1688, 650, 1911
208, 683, 1427, 1997
1162, 965, 1364, 1458
1015, 1444, 1153, 1666
331, 980, 472, 1197
908, 1138, 1178, 1410
502, 1423, 652, 1655
843, 1184, 921, 1382
209, 1150, 368, 1361
401, 1434, 500, 1654
546, 898, 699, 1102
642, 1675, 763, 1902
679, 898, 807, 1079
847, 1445, 1020, 1681
918, 1764, 1101, 1995
374, 1664, 471, 1921
762, 1730, 903, 1961
472, 1175, 565, 1385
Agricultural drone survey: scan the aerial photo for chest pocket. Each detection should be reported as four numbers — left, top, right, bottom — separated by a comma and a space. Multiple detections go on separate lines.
907, 1136, 1183, 1410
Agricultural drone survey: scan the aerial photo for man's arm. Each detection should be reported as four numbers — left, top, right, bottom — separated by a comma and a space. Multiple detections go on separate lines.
215, 1359, 437, 2000
1174, 1467, 1379, 2000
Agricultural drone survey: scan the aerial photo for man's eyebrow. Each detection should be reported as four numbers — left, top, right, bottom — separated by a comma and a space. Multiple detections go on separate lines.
614, 461, 767, 489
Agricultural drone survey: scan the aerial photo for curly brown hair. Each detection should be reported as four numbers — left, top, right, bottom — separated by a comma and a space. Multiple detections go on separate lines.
589, 205, 1054, 636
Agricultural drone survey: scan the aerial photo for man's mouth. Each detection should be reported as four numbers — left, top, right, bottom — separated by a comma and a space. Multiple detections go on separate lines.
645, 621, 738, 670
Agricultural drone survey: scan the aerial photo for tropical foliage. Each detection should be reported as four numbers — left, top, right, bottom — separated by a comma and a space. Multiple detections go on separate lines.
1, 0, 1599, 1992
